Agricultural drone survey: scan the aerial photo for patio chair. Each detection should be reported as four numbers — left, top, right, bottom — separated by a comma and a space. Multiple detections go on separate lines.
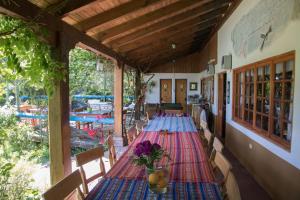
213, 151, 232, 185
210, 137, 224, 166
203, 128, 213, 146
42, 169, 84, 200
127, 125, 138, 144
224, 171, 241, 200
75, 146, 106, 195
107, 134, 117, 168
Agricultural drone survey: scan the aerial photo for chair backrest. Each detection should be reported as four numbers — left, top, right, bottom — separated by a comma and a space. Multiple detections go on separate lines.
75, 146, 106, 194
146, 112, 150, 123
225, 171, 241, 200
127, 126, 137, 144
210, 137, 224, 160
107, 135, 117, 167
136, 120, 145, 135
204, 128, 212, 144
43, 169, 84, 200
214, 152, 232, 182
200, 119, 207, 130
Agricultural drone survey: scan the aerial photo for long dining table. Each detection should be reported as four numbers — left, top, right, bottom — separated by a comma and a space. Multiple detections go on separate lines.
85, 115, 222, 200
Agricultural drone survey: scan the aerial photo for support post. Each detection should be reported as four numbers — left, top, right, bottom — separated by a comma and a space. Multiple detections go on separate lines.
113, 60, 124, 137
134, 70, 141, 120
48, 32, 74, 185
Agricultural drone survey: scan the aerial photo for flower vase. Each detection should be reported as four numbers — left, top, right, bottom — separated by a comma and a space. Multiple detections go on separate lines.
146, 166, 169, 194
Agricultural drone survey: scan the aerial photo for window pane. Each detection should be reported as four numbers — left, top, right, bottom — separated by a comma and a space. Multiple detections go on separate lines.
273, 119, 281, 137
245, 97, 249, 108
246, 83, 250, 96
274, 83, 282, 99
284, 82, 293, 100
262, 116, 268, 131
256, 114, 262, 128
263, 82, 270, 97
249, 111, 253, 124
284, 102, 293, 122
275, 63, 283, 80
263, 99, 269, 114
258, 67, 263, 81
250, 83, 254, 96
257, 83, 262, 97
264, 65, 270, 80
250, 97, 254, 110
250, 69, 254, 82
274, 101, 281, 118
257, 99, 262, 112
285, 60, 294, 80
283, 122, 292, 142
244, 110, 249, 122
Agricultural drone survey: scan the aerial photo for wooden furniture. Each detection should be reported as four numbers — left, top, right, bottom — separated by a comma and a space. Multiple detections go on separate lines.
213, 152, 232, 184
127, 125, 137, 144
135, 120, 146, 135
107, 135, 117, 168
75, 146, 106, 195
164, 109, 182, 114
42, 169, 84, 200
210, 137, 224, 167
225, 171, 241, 200
204, 128, 213, 145
144, 104, 158, 119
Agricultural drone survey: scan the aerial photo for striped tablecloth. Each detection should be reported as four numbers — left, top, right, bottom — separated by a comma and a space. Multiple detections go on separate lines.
143, 116, 197, 132
85, 117, 221, 200
86, 178, 222, 200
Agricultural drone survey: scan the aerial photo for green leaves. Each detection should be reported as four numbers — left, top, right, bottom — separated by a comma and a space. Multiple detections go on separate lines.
0, 15, 64, 95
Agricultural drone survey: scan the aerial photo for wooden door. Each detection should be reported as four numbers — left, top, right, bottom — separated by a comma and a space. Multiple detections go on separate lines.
217, 73, 227, 139
160, 79, 172, 103
175, 79, 187, 112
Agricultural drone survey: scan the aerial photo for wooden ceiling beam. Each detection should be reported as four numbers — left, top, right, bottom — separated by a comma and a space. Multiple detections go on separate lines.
127, 30, 210, 59
55, 0, 104, 17
0, 0, 134, 67
107, 0, 230, 47
92, 0, 206, 41
117, 17, 218, 53
140, 47, 199, 70
125, 28, 211, 56
135, 38, 205, 64
74, 0, 160, 32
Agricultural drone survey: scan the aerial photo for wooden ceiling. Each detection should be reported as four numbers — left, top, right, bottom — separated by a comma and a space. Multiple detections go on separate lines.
28, 0, 239, 69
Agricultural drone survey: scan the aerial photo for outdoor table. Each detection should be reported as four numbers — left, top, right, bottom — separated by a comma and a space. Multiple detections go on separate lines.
72, 110, 112, 117
85, 116, 221, 200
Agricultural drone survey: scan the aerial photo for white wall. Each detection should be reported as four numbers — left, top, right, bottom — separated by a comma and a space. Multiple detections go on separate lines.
200, 0, 300, 169
144, 73, 202, 104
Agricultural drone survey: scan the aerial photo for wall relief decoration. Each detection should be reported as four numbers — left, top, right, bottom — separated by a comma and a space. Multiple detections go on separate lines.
231, 0, 300, 57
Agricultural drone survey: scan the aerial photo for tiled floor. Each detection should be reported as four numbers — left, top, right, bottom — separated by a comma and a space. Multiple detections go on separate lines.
223, 148, 271, 200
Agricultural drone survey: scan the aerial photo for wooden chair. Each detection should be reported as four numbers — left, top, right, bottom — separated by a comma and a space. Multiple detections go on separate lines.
213, 151, 232, 184
42, 169, 84, 200
127, 125, 138, 144
204, 128, 213, 145
107, 134, 117, 168
75, 146, 106, 195
225, 171, 241, 200
210, 137, 224, 160
136, 120, 146, 135
200, 119, 207, 130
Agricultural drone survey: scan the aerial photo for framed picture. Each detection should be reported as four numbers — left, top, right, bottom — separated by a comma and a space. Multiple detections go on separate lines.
189, 82, 198, 91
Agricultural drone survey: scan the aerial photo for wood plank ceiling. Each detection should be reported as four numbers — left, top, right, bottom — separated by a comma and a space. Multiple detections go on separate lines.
28, 0, 239, 69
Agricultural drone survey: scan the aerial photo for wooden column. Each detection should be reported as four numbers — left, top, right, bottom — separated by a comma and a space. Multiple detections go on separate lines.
48, 32, 74, 185
134, 69, 141, 120
114, 60, 124, 136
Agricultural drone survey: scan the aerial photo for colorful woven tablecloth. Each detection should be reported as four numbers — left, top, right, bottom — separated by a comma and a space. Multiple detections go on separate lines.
85, 117, 220, 200
143, 116, 197, 132
85, 178, 222, 200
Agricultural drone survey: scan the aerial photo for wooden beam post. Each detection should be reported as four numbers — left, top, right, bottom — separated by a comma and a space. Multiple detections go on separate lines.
48, 32, 75, 185
134, 69, 141, 120
113, 60, 124, 137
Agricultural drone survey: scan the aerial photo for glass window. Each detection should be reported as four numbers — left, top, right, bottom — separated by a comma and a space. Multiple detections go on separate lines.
233, 52, 294, 149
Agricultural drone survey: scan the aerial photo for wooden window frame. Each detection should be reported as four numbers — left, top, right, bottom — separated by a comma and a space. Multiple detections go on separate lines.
232, 51, 295, 150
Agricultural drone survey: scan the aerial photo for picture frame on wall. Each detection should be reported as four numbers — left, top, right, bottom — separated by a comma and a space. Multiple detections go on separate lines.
189, 82, 197, 91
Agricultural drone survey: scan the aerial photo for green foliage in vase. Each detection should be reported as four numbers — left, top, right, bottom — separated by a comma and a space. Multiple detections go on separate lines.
0, 15, 64, 95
